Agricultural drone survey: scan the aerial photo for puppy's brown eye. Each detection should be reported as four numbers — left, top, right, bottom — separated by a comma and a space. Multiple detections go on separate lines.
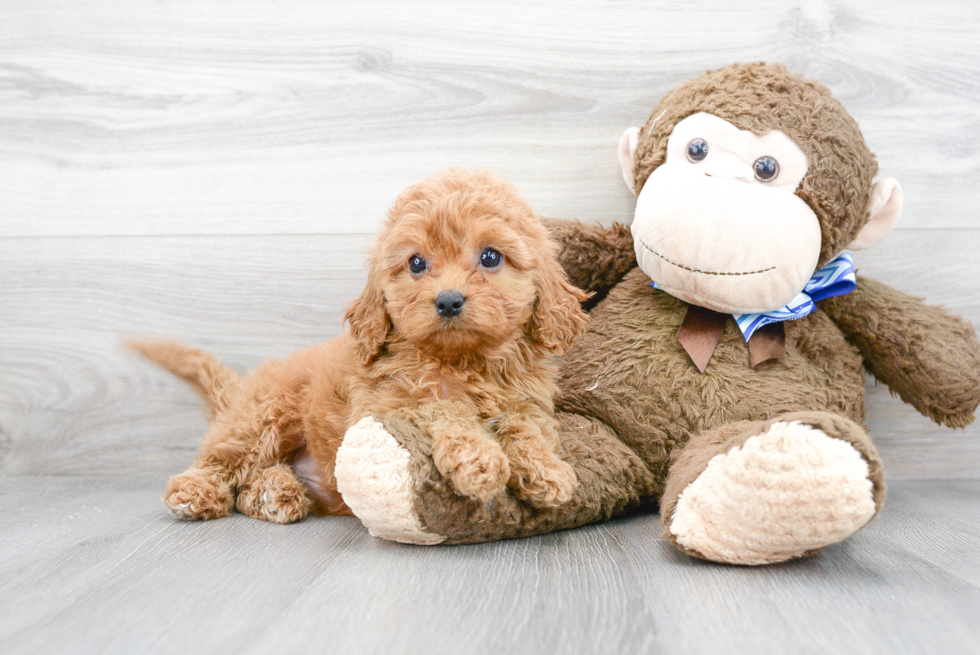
408, 255, 427, 274
754, 156, 779, 182
480, 248, 502, 269
687, 138, 708, 162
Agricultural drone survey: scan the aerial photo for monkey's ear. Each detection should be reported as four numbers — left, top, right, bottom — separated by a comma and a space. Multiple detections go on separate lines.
848, 178, 903, 250
618, 127, 641, 195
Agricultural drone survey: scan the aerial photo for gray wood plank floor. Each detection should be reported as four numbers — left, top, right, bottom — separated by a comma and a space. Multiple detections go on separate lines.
3, 1, 980, 653
2, 477, 979, 655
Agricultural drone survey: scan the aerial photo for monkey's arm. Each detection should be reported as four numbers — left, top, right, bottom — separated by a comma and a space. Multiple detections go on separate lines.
822, 275, 980, 428
540, 218, 637, 300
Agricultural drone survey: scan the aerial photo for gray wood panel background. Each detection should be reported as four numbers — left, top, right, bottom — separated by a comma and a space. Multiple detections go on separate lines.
2, 0, 979, 480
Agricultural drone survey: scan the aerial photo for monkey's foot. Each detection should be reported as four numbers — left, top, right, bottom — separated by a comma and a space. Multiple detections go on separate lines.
662, 412, 884, 565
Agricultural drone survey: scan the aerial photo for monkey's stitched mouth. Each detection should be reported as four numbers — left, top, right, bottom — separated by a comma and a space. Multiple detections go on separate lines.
639, 239, 776, 276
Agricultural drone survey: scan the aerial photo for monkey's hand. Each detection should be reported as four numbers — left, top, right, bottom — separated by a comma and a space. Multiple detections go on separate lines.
822, 275, 980, 428
540, 217, 636, 301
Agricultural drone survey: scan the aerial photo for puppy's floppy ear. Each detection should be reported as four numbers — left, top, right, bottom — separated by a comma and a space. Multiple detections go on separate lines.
530, 251, 591, 355
344, 264, 390, 366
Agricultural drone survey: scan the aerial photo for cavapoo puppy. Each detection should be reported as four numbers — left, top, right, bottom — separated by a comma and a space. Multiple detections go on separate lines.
133, 169, 589, 524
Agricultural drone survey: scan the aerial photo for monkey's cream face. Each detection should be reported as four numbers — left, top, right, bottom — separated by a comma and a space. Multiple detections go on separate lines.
631, 112, 821, 314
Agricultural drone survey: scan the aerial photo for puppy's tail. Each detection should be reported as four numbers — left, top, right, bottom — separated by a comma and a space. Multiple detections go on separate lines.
128, 340, 239, 413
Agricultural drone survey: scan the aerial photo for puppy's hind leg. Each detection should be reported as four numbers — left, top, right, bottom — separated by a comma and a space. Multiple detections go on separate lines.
163, 418, 249, 520
164, 465, 235, 520
132, 339, 243, 519
235, 463, 311, 524
165, 376, 308, 521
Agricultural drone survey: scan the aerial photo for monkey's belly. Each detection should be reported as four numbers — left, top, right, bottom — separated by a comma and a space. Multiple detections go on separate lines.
557, 268, 866, 467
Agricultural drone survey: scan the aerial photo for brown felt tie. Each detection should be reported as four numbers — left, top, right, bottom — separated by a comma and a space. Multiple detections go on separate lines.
676, 305, 728, 373
677, 305, 787, 372
747, 321, 786, 368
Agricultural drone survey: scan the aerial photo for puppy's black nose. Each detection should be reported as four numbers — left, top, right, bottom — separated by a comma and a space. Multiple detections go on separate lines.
435, 290, 466, 318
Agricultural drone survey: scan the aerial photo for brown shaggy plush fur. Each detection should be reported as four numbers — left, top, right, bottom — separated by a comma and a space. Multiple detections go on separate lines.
133, 169, 589, 523
539, 218, 636, 310
823, 277, 980, 428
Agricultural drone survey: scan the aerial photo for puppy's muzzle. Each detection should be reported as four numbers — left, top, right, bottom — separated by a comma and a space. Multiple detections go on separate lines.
435, 290, 466, 318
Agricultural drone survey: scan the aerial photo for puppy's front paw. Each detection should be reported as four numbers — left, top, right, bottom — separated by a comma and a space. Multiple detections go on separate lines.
510, 456, 578, 508
163, 468, 234, 520
434, 435, 510, 502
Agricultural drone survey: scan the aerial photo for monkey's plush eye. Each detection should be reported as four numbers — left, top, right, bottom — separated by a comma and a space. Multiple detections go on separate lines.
754, 156, 779, 182
480, 248, 503, 269
408, 254, 427, 274
686, 138, 709, 162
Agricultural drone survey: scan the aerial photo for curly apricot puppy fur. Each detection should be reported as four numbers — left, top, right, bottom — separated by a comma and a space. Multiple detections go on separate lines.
132, 169, 589, 523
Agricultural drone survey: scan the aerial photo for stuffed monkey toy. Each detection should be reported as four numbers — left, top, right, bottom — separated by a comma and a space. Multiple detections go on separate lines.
334, 62, 980, 564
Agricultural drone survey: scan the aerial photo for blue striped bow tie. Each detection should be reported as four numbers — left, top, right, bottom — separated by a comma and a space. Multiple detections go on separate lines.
650, 252, 857, 341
